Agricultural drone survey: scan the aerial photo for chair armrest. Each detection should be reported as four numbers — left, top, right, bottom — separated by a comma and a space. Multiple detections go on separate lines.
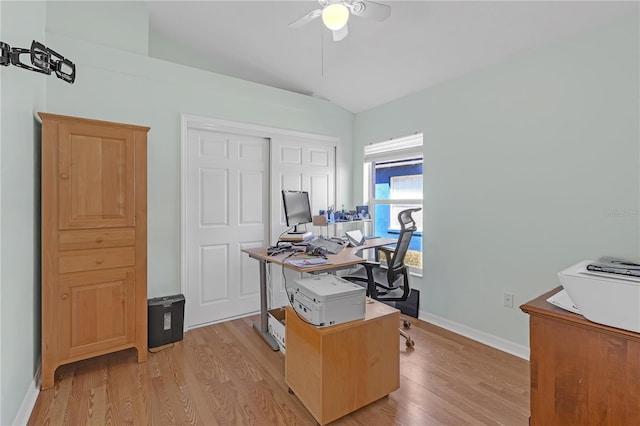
376, 246, 394, 263
360, 260, 380, 269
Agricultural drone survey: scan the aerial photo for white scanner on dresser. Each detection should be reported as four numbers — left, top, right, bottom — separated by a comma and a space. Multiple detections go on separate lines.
558, 260, 640, 333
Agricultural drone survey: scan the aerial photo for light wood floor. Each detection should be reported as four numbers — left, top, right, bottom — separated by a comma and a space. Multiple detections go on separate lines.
28, 314, 530, 425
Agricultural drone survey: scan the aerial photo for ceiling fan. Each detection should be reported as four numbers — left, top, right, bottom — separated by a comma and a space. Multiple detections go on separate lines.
289, 0, 391, 41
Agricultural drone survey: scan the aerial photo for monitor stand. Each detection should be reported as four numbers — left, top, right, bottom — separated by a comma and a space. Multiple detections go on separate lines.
280, 231, 313, 242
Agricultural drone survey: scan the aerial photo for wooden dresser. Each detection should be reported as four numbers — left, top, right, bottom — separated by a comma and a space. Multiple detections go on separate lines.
520, 287, 640, 425
40, 113, 149, 389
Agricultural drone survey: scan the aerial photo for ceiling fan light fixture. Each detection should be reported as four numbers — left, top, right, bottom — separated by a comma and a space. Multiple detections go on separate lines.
322, 3, 350, 31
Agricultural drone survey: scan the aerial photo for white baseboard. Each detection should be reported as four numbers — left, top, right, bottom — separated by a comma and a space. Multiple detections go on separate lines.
13, 367, 40, 426
419, 310, 530, 360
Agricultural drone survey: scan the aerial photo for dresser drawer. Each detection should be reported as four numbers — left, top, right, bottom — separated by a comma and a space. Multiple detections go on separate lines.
59, 247, 135, 273
58, 229, 135, 251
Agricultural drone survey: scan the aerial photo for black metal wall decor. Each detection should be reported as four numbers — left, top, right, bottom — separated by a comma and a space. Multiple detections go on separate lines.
0, 40, 75, 84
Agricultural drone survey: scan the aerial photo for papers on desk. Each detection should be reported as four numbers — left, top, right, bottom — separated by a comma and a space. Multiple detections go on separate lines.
287, 258, 330, 267
546, 288, 581, 314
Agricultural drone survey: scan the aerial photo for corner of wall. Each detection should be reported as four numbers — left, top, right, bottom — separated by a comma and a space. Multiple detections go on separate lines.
12, 367, 40, 426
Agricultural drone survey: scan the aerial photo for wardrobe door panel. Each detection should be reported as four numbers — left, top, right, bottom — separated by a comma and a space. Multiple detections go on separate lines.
59, 270, 136, 358
57, 123, 135, 229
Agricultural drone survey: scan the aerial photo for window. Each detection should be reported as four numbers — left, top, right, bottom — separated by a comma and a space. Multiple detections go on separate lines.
364, 134, 423, 273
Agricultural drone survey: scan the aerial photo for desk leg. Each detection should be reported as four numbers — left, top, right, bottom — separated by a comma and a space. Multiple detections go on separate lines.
252, 258, 279, 351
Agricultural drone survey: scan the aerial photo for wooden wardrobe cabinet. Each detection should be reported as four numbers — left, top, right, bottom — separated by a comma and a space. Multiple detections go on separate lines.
39, 113, 149, 390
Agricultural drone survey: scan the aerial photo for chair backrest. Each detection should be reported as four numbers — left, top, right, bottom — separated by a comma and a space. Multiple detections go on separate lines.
386, 208, 421, 285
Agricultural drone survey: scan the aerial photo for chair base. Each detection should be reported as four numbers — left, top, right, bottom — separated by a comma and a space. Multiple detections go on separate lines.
400, 318, 414, 348
400, 328, 415, 348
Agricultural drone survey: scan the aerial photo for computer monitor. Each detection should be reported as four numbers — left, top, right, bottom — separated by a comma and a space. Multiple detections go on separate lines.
282, 190, 313, 234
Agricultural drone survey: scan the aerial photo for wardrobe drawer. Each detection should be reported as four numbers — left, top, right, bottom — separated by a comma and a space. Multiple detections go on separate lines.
59, 247, 135, 273
59, 229, 135, 251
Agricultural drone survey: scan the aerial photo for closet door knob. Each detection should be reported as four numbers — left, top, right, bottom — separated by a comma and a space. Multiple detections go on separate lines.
61, 293, 69, 300
96, 258, 103, 265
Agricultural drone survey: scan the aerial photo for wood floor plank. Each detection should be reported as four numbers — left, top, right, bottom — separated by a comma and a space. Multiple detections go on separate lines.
28, 314, 530, 425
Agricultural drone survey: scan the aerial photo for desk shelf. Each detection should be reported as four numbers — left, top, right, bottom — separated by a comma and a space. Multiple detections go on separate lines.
316, 219, 372, 240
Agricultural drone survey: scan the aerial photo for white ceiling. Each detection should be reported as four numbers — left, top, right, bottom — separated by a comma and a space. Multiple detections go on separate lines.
147, 1, 638, 113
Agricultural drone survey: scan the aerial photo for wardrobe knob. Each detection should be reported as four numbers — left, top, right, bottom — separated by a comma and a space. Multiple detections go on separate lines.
61, 293, 69, 300
96, 258, 103, 264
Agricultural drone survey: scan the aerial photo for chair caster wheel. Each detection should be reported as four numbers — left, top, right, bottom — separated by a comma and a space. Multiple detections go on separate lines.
288, 387, 294, 395
405, 339, 415, 349
403, 320, 411, 329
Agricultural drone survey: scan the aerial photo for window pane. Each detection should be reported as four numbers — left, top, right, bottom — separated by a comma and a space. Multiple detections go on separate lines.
390, 175, 422, 199
374, 158, 422, 201
370, 155, 423, 272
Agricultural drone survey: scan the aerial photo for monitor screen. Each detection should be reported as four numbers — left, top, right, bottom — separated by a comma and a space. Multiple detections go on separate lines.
282, 190, 312, 233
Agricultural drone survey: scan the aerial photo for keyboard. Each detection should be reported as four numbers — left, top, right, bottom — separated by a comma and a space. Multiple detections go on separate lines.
307, 236, 346, 254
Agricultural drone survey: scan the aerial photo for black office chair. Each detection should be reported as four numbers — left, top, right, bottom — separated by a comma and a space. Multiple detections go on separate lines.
343, 207, 421, 349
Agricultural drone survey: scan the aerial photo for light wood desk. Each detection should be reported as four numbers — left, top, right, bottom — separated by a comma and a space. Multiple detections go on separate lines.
242, 238, 397, 351
286, 299, 400, 425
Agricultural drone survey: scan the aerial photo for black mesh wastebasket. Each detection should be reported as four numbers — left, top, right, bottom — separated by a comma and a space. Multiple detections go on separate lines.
148, 294, 185, 348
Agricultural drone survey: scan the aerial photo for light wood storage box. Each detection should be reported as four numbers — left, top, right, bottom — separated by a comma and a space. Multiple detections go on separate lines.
285, 299, 400, 425
39, 113, 149, 390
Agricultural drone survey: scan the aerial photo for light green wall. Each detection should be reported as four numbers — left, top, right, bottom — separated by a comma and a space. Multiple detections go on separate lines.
353, 11, 640, 347
148, 27, 227, 76
0, 1, 353, 423
0, 2, 47, 424
46, 0, 149, 55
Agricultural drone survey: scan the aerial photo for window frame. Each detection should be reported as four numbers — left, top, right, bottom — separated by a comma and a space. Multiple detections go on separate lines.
363, 134, 423, 276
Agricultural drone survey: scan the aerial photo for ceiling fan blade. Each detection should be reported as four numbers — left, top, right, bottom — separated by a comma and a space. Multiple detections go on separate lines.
289, 9, 323, 28
332, 24, 349, 42
349, 0, 391, 22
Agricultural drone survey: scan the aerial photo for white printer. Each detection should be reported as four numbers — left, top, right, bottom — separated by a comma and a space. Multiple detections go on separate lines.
290, 275, 365, 327
558, 260, 640, 333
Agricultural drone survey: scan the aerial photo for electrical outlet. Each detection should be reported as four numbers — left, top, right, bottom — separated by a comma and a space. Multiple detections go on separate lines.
503, 292, 514, 308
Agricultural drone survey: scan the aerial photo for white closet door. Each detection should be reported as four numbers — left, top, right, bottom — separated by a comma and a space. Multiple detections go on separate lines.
270, 137, 336, 308
185, 126, 268, 327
